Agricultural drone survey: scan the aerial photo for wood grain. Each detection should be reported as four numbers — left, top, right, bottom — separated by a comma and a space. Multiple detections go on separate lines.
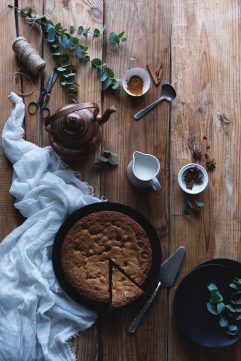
1, 1, 241, 360
170, 1, 241, 360
99, 1, 171, 360
0, 2, 23, 239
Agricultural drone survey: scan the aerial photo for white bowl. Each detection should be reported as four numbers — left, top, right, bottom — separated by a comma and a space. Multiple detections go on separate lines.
178, 163, 208, 195
122, 67, 151, 97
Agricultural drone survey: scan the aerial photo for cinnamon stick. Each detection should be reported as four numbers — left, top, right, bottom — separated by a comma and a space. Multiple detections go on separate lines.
156, 62, 163, 83
146, 63, 159, 86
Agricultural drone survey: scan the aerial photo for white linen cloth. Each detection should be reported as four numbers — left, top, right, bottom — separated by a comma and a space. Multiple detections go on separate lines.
0, 93, 99, 361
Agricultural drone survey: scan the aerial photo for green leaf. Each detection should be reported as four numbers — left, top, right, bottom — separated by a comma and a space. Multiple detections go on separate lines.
207, 302, 219, 315
47, 27, 56, 41
83, 27, 90, 38
98, 155, 109, 163
217, 302, 226, 314
186, 199, 193, 209
50, 43, 58, 49
99, 72, 108, 82
103, 150, 118, 157
219, 317, 228, 328
118, 31, 125, 40
230, 283, 238, 290
105, 67, 114, 79
103, 78, 112, 90
228, 325, 238, 332
93, 28, 101, 38
69, 25, 75, 34
195, 200, 204, 207
63, 73, 76, 78
54, 23, 62, 32
58, 35, 69, 49
75, 46, 85, 59
60, 81, 67, 86
112, 82, 120, 90
77, 26, 83, 35
109, 31, 119, 45
207, 283, 218, 292
91, 58, 102, 68
226, 304, 239, 313
182, 207, 190, 215
231, 291, 241, 304
70, 37, 79, 46
107, 159, 118, 166
56, 66, 67, 72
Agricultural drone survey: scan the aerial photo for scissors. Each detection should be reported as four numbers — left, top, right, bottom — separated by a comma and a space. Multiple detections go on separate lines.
28, 68, 58, 120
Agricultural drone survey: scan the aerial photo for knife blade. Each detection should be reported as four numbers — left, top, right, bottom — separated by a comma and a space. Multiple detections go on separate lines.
127, 246, 186, 334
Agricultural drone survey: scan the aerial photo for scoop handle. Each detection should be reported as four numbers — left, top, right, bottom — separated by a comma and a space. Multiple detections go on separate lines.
133, 96, 164, 121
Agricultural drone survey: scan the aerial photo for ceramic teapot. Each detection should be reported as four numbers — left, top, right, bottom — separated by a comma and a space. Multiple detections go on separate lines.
45, 102, 116, 161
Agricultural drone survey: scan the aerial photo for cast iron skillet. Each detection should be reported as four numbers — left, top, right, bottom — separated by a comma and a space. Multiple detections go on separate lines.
52, 202, 162, 310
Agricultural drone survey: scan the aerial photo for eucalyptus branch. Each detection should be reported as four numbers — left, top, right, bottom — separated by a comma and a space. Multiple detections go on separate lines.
9, 5, 125, 102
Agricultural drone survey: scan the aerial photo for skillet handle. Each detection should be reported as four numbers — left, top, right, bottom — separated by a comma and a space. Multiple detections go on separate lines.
127, 281, 162, 334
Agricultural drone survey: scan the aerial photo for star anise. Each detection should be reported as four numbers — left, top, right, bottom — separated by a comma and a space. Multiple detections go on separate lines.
192, 149, 203, 161
205, 153, 216, 171
184, 166, 203, 190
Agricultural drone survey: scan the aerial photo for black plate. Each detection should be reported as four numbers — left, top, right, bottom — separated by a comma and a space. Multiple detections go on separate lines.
195, 258, 241, 272
52, 202, 161, 310
174, 264, 241, 348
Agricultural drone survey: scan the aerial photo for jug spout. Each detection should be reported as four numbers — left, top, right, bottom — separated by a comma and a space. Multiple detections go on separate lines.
133, 151, 146, 162
97, 106, 117, 125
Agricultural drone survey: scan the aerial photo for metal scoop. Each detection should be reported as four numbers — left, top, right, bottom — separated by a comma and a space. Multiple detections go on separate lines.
133, 83, 176, 121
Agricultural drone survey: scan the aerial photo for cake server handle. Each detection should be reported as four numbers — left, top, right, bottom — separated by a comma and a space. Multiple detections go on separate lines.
127, 281, 162, 334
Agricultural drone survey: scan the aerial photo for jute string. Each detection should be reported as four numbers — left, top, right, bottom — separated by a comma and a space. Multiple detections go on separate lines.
12, 36, 46, 75
5, 70, 34, 96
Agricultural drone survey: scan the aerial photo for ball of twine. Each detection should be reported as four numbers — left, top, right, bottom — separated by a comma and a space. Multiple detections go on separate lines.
12, 36, 46, 75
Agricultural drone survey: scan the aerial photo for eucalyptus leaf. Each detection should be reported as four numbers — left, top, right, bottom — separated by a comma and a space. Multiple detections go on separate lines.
195, 200, 204, 207
83, 27, 90, 38
207, 302, 219, 315
77, 26, 83, 35
231, 291, 241, 305
217, 302, 226, 314
99, 72, 108, 82
207, 283, 218, 292
229, 283, 238, 290
93, 28, 101, 38
107, 159, 118, 166
105, 67, 114, 79
103, 150, 118, 157
56, 66, 66, 72
69, 25, 75, 34
47, 27, 56, 41
55, 22, 62, 32
98, 155, 108, 163
103, 78, 112, 90
219, 317, 228, 328
58, 35, 69, 50
112, 83, 120, 90
75, 46, 85, 59
91, 58, 102, 68
109, 32, 119, 45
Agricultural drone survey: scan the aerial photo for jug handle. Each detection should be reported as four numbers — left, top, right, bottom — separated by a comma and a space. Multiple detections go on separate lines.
44, 102, 99, 128
149, 177, 161, 191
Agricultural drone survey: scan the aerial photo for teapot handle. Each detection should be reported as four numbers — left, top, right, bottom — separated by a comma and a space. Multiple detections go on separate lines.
44, 102, 99, 127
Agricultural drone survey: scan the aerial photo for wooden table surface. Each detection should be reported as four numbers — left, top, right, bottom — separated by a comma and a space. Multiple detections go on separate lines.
1, 0, 241, 360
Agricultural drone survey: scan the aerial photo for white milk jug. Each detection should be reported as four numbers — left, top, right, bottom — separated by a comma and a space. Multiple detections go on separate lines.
127, 151, 161, 191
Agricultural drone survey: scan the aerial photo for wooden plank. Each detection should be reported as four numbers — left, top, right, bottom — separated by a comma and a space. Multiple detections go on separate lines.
43, 0, 103, 192
0, 2, 23, 239
99, 1, 171, 360
169, 1, 241, 360
43, 1, 103, 359
18, 0, 44, 145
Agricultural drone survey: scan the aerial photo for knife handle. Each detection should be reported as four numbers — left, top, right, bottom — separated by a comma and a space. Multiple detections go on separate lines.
127, 281, 162, 334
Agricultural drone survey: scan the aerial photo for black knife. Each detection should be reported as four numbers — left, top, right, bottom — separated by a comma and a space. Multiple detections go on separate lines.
127, 246, 186, 333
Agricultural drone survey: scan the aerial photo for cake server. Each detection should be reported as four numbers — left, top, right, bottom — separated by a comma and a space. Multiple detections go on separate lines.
127, 246, 186, 334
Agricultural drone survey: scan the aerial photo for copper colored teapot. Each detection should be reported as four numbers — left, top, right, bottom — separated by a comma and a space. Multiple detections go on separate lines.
45, 102, 116, 161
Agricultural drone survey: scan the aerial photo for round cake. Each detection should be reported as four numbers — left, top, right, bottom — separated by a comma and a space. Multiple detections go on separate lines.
61, 210, 152, 307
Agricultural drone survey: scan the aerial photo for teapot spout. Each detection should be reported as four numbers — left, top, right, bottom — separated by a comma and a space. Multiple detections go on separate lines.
97, 106, 117, 125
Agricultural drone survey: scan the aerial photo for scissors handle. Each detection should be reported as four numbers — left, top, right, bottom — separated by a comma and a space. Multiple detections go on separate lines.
28, 102, 38, 115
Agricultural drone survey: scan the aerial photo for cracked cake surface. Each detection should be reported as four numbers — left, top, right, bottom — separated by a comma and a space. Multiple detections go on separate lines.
61, 210, 152, 307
